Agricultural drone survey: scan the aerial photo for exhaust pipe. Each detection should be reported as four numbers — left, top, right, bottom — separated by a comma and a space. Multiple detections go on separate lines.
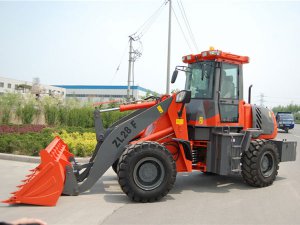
248, 84, 253, 104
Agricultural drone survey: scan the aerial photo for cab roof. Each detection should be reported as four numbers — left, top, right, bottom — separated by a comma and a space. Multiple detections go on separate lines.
182, 49, 249, 65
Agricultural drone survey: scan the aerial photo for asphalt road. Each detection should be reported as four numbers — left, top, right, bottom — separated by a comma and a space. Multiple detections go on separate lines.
0, 126, 299, 225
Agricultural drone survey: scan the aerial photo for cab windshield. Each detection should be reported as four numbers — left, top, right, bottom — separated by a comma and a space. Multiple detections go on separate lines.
185, 61, 215, 99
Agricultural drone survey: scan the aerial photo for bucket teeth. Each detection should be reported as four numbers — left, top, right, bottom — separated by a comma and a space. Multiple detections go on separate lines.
2, 199, 11, 203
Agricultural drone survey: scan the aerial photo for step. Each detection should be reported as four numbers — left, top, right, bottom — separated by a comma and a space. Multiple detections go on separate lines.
232, 157, 241, 160
232, 145, 242, 148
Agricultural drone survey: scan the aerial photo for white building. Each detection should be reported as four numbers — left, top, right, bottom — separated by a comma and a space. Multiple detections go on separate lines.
54, 85, 156, 102
0, 76, 66, 98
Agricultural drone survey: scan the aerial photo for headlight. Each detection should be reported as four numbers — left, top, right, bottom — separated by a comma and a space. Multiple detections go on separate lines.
176, 91, 186, 103
175, 90, 191, 103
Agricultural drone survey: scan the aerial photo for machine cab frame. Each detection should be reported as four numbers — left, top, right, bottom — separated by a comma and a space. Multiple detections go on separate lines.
181, 49, 248, 137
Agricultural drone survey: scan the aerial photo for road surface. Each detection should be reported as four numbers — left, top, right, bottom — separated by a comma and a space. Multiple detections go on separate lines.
0, 126, 299, 225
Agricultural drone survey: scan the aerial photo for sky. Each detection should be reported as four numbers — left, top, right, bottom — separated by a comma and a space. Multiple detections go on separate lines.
0, 0, 300, 107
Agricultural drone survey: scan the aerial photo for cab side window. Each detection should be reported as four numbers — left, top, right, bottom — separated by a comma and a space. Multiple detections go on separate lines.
219, 63, 239, 123
220, 64, 238, 99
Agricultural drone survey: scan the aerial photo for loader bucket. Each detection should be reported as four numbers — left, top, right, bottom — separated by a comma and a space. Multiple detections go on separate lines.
2, 136, 73, 206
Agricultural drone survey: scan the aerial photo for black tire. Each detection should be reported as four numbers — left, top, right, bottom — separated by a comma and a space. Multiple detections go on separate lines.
241, 139, 279, 187
202, 171, 216, 176
112, 159, 119, 174
118, 141, 177, 202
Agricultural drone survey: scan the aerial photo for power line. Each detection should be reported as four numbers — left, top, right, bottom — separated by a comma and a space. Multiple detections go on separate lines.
115, 1, 166, 86
176, 0, 199, 52
171, 6, 194, 52
132, 0, 168, 40
254, 95, 300, 100
265, 96, 300, 100
111, 40, 130, 84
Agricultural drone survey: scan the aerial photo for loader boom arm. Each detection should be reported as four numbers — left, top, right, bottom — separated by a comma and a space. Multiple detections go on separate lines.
77, 96, 173, 193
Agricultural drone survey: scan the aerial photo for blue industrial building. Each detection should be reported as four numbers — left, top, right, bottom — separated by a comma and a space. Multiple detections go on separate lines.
55, 85, 156, 102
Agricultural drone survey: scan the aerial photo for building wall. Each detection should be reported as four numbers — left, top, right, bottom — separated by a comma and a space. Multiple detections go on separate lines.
0, 76, 66, 98
0, 76, 31, 94
0, 76, 155, 102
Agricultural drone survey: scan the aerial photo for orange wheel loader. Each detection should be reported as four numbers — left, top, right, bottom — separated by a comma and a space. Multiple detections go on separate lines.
3, 49, 297, 206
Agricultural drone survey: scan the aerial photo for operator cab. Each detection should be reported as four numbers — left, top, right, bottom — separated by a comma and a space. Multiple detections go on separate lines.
173, 48, 249, 140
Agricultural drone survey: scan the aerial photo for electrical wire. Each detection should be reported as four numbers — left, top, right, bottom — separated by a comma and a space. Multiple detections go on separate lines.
132, 0, 168, 40
254, 95, 300, 100
171, 5, 194, 52
111, 40, 130, 84
177, 0, 199, 52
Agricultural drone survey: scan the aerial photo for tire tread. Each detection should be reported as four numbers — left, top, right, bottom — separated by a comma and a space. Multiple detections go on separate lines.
241, 139, 279, 187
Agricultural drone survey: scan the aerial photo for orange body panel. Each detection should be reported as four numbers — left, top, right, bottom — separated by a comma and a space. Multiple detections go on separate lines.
2, 137, 73, 206
167, 95, 192, 172
134, 94, 192, 172
243, 103, 253, 130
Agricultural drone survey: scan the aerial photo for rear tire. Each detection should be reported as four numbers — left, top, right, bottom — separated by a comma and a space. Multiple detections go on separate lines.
241, 139, 279, 187
118, 141, 177, 202
202, 171, 216, 176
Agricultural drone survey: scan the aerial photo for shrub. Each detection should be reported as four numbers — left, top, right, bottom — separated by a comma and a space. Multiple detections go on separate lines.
0, 93, 21, 124
42, 96, 62, 126
0, 130, 53, 156
16, 96, 39, 124
58, 106, 69, 125
0, 124, 46, 134
52, 130, 96, 157
0, 127, 97, 157
66, 107, 94, 128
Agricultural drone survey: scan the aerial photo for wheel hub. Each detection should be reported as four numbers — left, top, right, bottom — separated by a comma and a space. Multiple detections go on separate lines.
260, 151, 275, 177
133, 157, 165, 191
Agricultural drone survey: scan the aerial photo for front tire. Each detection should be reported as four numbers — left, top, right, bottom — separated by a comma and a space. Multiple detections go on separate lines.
118, 141, 177, 202
241, 139, 279, 187
112, 159, 119, 174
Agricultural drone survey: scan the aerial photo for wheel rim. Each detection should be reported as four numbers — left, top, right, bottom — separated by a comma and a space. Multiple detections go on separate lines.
133, 157, 165, 191
260, 151, 275, 177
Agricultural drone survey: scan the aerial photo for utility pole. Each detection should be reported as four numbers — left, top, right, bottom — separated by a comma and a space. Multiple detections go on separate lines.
127, 36, 134, 100
132, 61, 135, 99
259, 93, 265, 106
166, 0, 172, 95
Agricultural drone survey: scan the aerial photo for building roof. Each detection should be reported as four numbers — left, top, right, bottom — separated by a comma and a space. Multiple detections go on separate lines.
54, 85, 151, 93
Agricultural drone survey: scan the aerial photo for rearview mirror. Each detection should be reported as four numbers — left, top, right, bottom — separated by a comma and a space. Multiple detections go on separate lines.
171, 70, 178, 83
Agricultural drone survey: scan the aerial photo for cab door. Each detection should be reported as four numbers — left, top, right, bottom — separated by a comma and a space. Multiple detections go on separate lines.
218, 63, 239, 123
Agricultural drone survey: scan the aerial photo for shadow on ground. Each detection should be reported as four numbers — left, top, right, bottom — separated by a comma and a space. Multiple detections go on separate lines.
83, 172, 286, 204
